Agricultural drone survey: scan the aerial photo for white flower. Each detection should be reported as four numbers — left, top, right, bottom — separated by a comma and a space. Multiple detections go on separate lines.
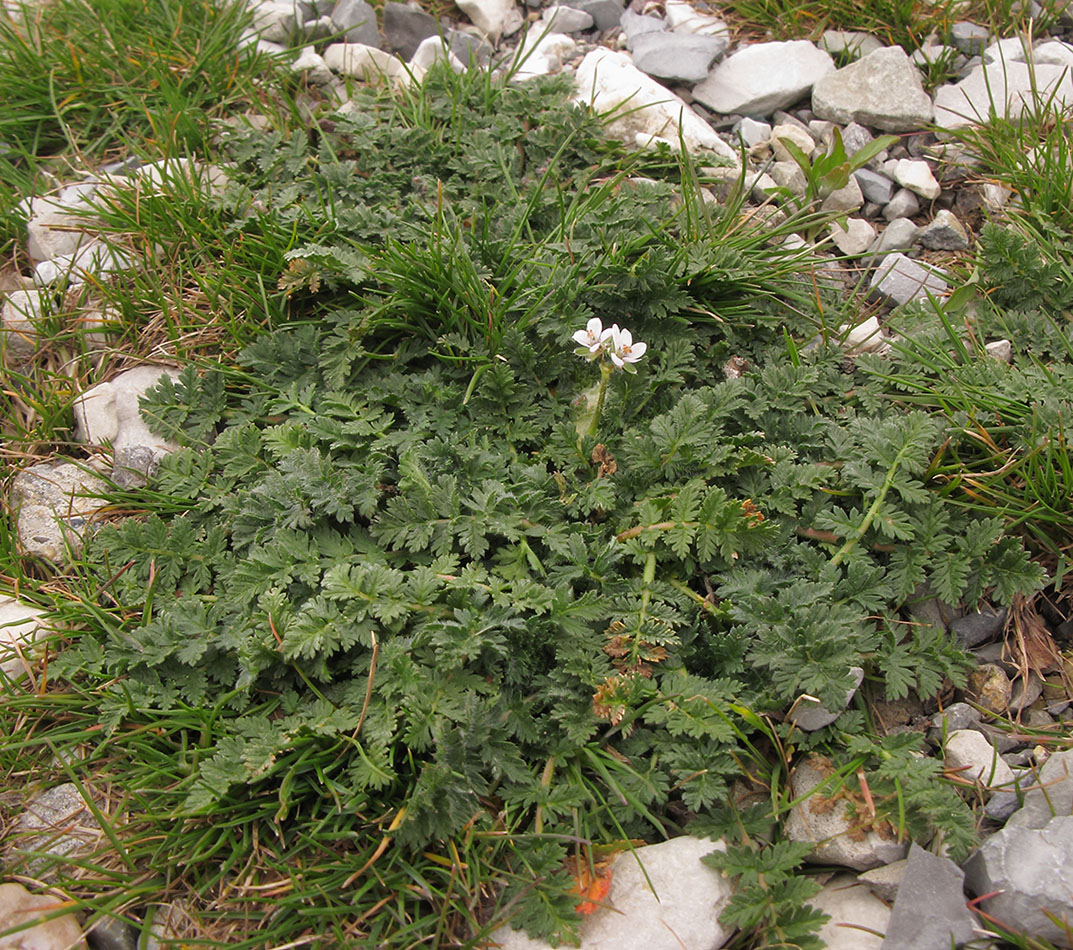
572, 317, 614, 359
608, 325, 647, 372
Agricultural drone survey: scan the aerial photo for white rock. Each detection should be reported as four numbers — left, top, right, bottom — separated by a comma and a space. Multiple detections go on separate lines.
945, 728, 1016, 790
26, 194, 97, 264
410, 35, 466, 72
0, 597, 45, 683
663, 0, 727, 37
892, 159, 940, 200
540, 4, 593, 32
819, 176, 863, 213
985, 339, 1012, 362
292, 46, 335, 84
809, 874, 890, 950
790, 666, 867, 728
770, 123, 815, 163
692, 40, 834, 117
73, 365, 183, 487
934, 61, 1073, 130
829, 218, 876, 256
7, 783, 103, 878
513, 31, 576, 79
786, 758, 909, 871
249, 0, 302, 42
455, 0, 523, 41
33, 242, 131, 287
983, 36, 1030, 64
1032, 40, 1073, 68
839, 315, 886, 353
323, 43, 425, 86
1, 289, 44, 362
10, 461, 110, 564
0, 882, 86, 949
488, 836, 733, 949
573, 48, 739, 164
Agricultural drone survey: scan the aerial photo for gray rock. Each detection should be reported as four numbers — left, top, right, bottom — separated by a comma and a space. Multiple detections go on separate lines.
331, 0, 380, 46
934, 61, 1073, 130
983, 36, 1030, 65
830, 218, 876, 255
819, 30, 883, 61
950, 21, 990, 55
572, 0, 622, 31
964, 815, 1073, 947
869, 253, 948, 306
809, 874, 891, 950
858, 858, 907, 902
5, 782, 103, 877
1, 288, 44, 363
448, 29, 493, 66
0, 882, 86, 949
735, 116, 771, 147
1033, 39, 1073, 68
868, 217, 919, 258
770, 122, 815, 162
292, 46, 335, 84
882, 188, 920, 220
950, 605, 1006, 648
812, 46, 934, 132
790, 666, 865, 729
945, 729, 1016, 791
619, 8, 665, 48
540, 4, 593, 32
487, 836, 733, 949
33, 241, 131, 287
841, 120, 874, 157
881, 843, 976, 950
929, 702, 981, 737
73, 365, 182, 488
985, 784, 1025, 822
25, 192, 98, 264
410, 35, 465, 72
820, 176, 863, 214
1006, 748, 1073, 829
382, 1, 438, 59
787, 758, 909, 871
11, 461, 109, 564
769, 161, 808, 197
854, 168, 894, 204
629, 32, 726, 83
918, 209, 971, 250
86, 915, 139, 950
692, 40, 835, 117
0, 596, 45, 684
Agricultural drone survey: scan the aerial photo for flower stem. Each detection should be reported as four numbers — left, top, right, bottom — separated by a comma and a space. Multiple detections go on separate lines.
586, 361, 612, 439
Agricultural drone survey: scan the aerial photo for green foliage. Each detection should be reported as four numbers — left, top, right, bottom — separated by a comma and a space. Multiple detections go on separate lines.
780, 127, 899, 203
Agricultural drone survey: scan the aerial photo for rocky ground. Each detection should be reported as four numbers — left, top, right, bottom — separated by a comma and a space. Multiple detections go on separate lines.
2, 0, 1073, 946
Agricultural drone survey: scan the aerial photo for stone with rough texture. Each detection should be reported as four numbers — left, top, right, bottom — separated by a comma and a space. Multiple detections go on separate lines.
819, 30, 883, 60
820, 176, 863, 214
11, 461, 109, 564
629, 31, 726, 83
918, 209, 970, 249
869, 253, 948, 306
950, 21, 989, 55
512, 32, 576, 80
0, 882, 86, 949
945, 729, 1016, 790
664, 0, 727, 36
488, 836, 733, 949
892, 159, 940, 200
812, 46, 934, 132
985, 338, 1012, 362
619, 9, 664, 47
882, 188, 919, 220
786, 758, 909, 871
1, 289, 44, 362
382, 1, 439, 59
934, 61, 1073, 129
791, 667, 865, 729
853, 167, 894, 204
6, 783, 103, 878
858, 859, 907, 902
880, 843, 976, 950
73, 366, 182, 488
809, 874, 891, 950
455, 0, 522, 41
33, 241, 130, 287
540, 4, 593, 32
830, 218, 877, 255
950, 605, 1005, 647
26, 194, 97, 264
736, 116, 771, 147
692, 41, 834, 117
574, 49, 738, 163
869, 217, 918, 258
964, 815, 1073, 947
1033, 39, 1073, 67
840, 316, 887, 353
323, 42, 423, 85
770, 123, 814, 162
573, 0, 621, 31
292, 46, 334, 84
1006, 748, 1073, 829
331, 0, 380, 46
0, 597, 45, 683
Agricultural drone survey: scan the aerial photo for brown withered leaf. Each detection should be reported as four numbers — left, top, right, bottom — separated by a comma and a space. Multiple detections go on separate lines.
592, 444, 617, 479
1008, 592, 1063, 678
